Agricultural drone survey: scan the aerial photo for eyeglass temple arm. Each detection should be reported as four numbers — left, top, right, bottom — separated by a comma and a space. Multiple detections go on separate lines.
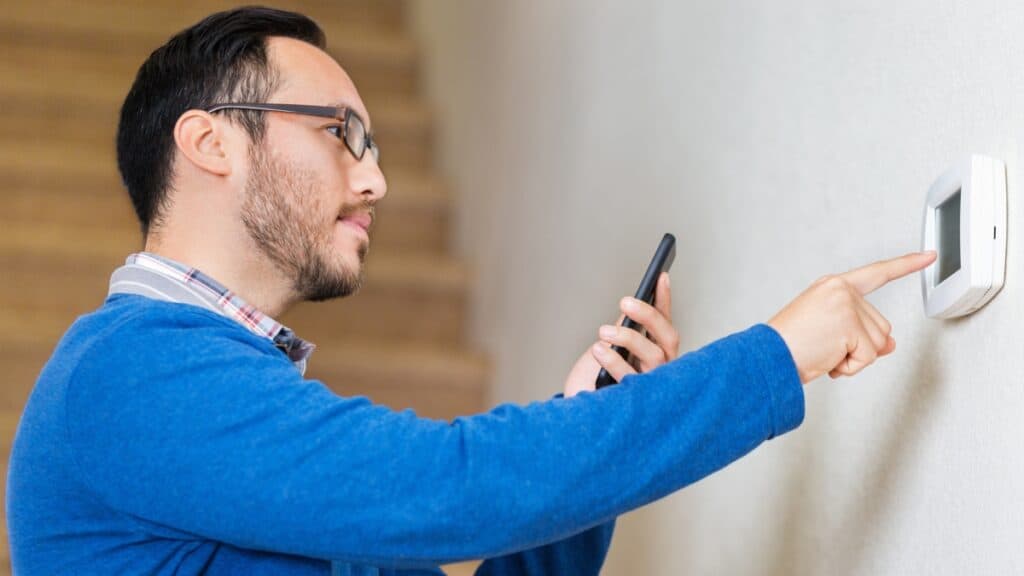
205, 103, 343, 118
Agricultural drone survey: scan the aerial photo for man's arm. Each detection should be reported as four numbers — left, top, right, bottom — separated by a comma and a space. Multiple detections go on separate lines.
64, 251, 933, 569
65, 312, 800, 569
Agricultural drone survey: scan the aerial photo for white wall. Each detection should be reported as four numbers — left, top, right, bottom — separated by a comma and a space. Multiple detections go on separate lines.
410, 2, 1024, 574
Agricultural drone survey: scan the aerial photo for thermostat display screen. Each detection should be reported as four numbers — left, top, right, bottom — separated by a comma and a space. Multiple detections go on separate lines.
936, 189, 962, 285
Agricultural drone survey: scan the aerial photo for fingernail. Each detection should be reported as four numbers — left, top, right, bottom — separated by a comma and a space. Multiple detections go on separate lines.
622, 298, 639, 311
599, 325, 617, 339
592, 343, 608, 357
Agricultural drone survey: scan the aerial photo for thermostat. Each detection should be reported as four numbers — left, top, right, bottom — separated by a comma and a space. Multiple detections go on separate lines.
921, 154, 1007, 319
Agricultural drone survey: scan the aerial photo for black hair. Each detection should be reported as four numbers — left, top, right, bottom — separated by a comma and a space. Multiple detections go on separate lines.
116, 6, 326, 235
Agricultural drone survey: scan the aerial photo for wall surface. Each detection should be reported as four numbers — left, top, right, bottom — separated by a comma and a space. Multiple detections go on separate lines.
410, 1, 1024, 574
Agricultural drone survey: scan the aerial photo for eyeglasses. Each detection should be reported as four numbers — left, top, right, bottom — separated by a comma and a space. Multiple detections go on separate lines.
205, 103, 380, 163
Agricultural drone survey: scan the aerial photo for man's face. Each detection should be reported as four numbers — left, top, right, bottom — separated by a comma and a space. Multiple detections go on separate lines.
239, 37, 387, 302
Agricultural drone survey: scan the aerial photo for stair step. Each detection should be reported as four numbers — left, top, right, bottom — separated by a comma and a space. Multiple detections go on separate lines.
0, 95, 435, 172
0, 0, 412, 85
1, 41, 416, 111
0, 239, 470, 346
282, 256, 470, 346
0, 0, 407, 35
2, 169, 451, 256
305, 339, 488, 420
0, 7, 418, 102
1, 411, 19, 452
0, 347, 39, 412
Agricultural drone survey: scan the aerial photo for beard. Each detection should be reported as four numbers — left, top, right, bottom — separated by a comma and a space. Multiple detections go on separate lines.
240, 144, 370, 302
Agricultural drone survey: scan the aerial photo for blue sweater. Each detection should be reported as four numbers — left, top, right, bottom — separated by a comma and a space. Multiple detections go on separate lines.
7, 294, 803, 574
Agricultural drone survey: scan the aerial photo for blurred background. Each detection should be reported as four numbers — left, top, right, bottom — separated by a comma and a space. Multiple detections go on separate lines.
4, 1, 1024, 574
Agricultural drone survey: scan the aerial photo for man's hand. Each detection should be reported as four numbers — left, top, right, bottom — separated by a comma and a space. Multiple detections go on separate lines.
767, 251, 937, 384
563, 273, 679, 398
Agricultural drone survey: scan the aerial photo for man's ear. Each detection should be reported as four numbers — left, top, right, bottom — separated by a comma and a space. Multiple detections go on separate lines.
173, 110, 232, 177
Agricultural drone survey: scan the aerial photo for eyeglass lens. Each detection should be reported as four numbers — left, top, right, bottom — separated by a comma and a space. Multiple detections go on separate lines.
344, 111, 379, 163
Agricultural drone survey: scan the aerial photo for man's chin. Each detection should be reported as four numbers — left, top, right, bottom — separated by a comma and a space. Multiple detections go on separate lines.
296, 251, 365, 303
301, 273, 363, 302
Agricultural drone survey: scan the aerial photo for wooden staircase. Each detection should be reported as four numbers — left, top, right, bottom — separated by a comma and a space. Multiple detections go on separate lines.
0, 1, 485, 573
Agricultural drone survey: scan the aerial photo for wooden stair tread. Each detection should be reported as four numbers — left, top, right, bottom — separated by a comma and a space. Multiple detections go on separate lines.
310, 338, 488, 387
0, 23, 418, 103
0, 1, 407, 45
1, 411, 19, 442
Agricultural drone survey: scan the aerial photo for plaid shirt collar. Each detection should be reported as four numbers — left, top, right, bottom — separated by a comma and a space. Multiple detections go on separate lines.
108, 252, 315, 372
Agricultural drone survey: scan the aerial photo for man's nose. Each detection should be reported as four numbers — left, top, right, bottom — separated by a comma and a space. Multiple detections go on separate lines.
351, 156, 387, 203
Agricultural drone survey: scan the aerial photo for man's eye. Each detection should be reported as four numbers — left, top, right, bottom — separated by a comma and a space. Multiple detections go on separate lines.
326, 125, 343, 140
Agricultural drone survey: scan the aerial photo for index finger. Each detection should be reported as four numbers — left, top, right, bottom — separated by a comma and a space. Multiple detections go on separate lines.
840, 251, 937, 295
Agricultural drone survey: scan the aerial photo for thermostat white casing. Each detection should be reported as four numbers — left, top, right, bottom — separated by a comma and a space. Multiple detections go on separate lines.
921, 154, 1007, 319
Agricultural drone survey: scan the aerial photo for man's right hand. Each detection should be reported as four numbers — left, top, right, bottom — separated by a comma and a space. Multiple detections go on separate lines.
767, 251, 937, 384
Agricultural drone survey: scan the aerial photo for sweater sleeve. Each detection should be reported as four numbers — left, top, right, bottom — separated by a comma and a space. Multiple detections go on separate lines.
474, 519, 615, 576
65, 314, 802, 570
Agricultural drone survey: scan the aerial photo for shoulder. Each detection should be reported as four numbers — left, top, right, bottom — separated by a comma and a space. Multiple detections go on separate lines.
73, 293, 280, 361
58, 294, 297, 410
62, 294, 308, 445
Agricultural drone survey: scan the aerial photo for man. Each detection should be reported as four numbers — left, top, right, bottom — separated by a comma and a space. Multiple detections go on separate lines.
6, 6, 935, 575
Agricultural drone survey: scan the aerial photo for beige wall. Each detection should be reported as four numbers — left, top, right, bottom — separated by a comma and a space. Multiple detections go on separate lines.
411, 1, 1024, 574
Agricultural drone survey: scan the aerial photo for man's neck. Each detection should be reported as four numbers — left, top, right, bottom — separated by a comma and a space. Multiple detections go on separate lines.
143, 237, 296, 318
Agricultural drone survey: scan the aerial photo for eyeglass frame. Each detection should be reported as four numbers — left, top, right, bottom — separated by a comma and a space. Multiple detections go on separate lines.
204, 103, 380, 163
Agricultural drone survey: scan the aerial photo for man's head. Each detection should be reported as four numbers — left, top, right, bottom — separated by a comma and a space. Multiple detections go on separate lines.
117, 6, 387, 304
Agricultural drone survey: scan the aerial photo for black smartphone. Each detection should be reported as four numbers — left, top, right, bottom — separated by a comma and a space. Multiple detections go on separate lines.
595, 233, 676, 389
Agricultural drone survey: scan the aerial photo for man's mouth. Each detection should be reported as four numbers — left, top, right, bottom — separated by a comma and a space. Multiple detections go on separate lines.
338, 211, 373, 234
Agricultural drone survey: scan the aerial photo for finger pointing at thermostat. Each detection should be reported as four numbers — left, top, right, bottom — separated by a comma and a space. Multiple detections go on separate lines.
766, 251, 937, 384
